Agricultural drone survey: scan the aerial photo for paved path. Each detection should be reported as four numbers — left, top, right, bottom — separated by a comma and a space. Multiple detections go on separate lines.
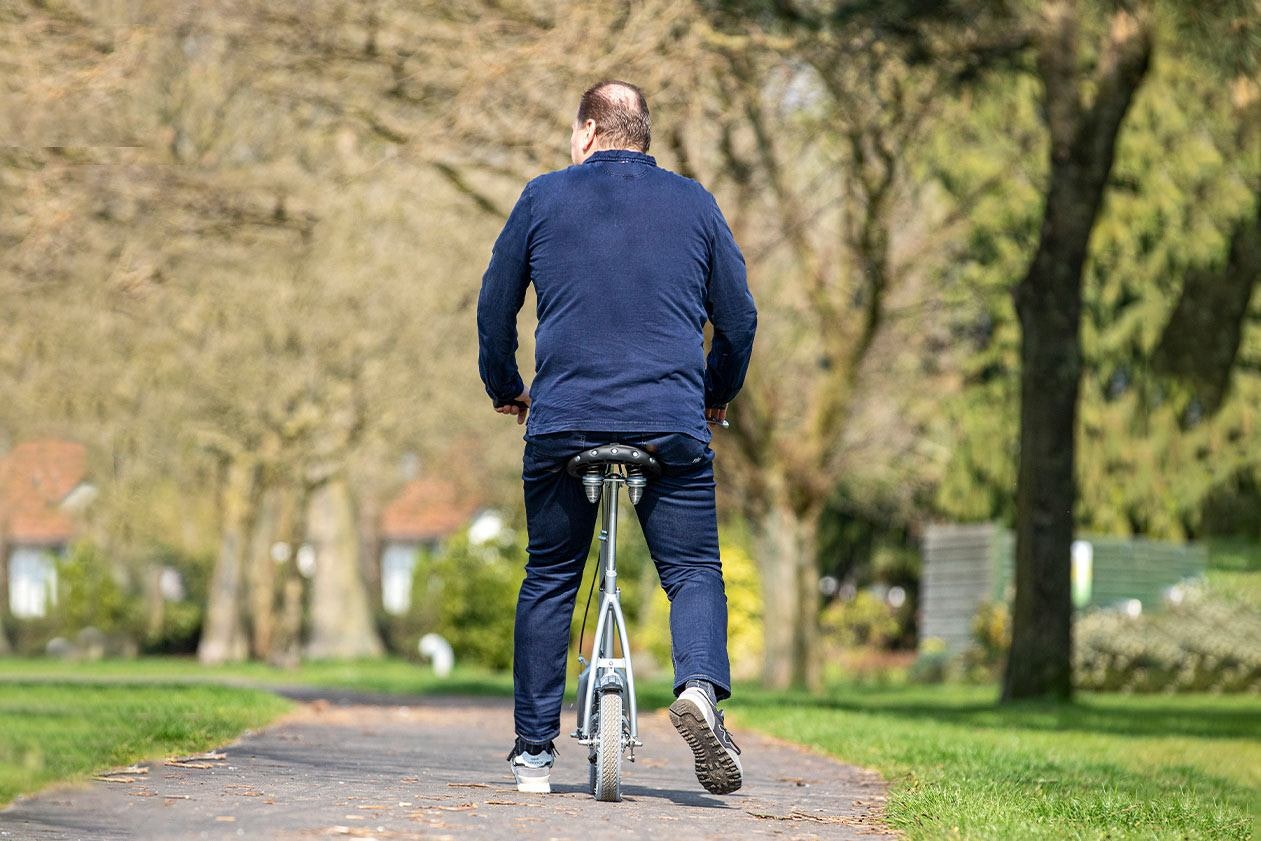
0, 690, 893, 840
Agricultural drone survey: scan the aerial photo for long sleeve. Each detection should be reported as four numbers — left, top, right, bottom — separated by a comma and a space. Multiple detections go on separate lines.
703, 193, 757, 407
477, 183, 534, 405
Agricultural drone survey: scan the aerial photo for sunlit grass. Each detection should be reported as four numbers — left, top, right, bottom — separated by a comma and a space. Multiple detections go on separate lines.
0, 681, 291, 807
727, 683, 1259, 841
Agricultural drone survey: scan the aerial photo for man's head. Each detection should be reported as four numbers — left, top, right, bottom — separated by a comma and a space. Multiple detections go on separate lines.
570, 80, 651, 165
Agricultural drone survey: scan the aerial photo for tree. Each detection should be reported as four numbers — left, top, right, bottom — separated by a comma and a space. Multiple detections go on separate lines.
1004, 1, 1153, 700
927, 3, 1258, 698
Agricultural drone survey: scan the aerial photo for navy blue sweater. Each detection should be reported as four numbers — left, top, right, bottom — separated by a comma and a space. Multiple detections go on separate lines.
476, 149, 757, 443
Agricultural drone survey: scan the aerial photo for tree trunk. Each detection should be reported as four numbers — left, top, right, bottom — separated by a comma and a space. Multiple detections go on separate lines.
1004, 4, 1151, 701
304, 474, 383, 660
198, 457, 256, 664
245, 484, 284, 659
752, 499, 820, 690
1154, 199, 1261, 413
144, 564, 165, 642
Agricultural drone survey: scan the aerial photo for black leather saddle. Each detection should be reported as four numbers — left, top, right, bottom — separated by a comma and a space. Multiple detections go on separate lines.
565, 443, 662, 477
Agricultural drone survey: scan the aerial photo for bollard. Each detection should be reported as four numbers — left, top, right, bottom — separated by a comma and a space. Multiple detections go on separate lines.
418, 633, 454, 678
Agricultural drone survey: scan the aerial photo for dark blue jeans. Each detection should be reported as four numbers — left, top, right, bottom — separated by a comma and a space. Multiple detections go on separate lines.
513, 429, 732, 743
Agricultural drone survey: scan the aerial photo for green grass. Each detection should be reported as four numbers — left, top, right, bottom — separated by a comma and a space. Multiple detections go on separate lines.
727, 683, 1260, 841
0, 655, 514, 697
1, 657, 1257, 839
0, 681, 291, 807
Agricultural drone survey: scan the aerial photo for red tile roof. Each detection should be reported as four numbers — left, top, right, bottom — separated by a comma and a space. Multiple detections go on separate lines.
0, 438, 88, 544
379, 477, 479, 542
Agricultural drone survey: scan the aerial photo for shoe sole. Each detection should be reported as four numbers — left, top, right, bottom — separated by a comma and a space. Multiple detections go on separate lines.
668, 698, 742, 795
511, 765, 551, 793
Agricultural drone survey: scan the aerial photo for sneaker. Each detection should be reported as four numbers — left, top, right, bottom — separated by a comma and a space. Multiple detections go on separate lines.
506, 736, 555, 793
669, 686, 743, 794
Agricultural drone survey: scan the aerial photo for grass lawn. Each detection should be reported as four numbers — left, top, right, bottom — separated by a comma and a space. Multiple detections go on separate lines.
1, 657, 1256, 839
727, 683, 1259, 841
0, 680, 291, 807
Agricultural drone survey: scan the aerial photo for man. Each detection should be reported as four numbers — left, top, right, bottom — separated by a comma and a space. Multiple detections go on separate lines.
476, 80, 757, 796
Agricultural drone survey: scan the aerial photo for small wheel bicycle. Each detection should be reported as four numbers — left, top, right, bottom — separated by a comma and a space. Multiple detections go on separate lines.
565, 442, 661, 803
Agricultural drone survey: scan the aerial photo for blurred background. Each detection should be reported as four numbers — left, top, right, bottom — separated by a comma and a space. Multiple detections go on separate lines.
0, 0, 1257, 697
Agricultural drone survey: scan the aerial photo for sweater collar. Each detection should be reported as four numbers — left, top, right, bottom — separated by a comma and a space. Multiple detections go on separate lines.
583, 149, 656, 167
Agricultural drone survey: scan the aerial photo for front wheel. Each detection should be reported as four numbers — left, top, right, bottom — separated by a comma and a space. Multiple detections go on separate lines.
593, 690, 623, 802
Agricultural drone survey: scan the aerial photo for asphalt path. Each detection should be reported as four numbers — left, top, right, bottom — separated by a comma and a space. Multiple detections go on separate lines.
0, 689, 893, 840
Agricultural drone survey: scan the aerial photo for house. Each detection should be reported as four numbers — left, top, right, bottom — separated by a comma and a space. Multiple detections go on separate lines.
378, 477, 481, 615
0, 439, 94, 619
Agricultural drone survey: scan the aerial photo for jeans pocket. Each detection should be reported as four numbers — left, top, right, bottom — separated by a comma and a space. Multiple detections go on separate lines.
652, 433, 709, 473
524, 432, 586, 475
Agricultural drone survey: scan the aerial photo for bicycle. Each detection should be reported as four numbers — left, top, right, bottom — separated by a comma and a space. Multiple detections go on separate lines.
565, 442, 660, 802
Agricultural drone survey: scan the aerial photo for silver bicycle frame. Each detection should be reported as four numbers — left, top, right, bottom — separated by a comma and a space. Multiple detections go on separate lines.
576, 468, 640, 747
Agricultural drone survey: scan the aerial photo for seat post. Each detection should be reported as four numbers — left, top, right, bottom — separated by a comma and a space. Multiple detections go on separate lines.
600, 470, 620, 660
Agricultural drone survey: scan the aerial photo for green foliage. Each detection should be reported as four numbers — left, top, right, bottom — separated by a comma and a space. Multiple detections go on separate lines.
821, 590, 900, 649
1074, 587, 1261, 693
53, 542, 143, 643
399, 530, 526, 671
907, 639, 950, 685
932, 53, 1261, 538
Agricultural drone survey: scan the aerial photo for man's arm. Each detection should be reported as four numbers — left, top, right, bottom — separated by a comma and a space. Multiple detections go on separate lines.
477, 183, 534, 410
703, 192, 758, 411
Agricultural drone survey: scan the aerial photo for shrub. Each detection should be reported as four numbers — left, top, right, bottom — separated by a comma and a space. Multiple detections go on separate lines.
1074, 586, 1261, 693
821, 590, 900, 649
392, 528, 525, 670
908, 637, 951, 684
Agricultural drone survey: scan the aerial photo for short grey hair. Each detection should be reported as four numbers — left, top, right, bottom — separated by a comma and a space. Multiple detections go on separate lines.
576, 80, 651, 152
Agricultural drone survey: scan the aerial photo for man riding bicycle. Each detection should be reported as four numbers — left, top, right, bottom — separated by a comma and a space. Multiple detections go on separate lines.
476, 80, 757, 795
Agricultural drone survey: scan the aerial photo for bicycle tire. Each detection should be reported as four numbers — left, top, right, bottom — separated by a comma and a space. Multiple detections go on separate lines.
593, 690, 623, 802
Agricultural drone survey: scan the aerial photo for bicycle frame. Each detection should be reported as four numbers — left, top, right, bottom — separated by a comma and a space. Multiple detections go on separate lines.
575, 467, 641, 751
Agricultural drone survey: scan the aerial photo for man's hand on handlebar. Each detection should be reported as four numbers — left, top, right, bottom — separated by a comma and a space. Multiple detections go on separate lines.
495, 390, 531, 426
706, 404, 729, 427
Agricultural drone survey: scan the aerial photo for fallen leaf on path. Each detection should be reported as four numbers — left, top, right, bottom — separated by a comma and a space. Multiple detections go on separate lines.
214, 815, 236, 822
747, 809, 873, 826
94, 766, 148, 783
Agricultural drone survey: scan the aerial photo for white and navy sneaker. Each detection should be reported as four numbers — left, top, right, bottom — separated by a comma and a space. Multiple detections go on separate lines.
506, 736, 556, 793
669, 685, 743, 794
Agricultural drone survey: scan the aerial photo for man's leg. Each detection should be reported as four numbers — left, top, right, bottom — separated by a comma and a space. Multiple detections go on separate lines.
630, 431, 742, 794
629, 432, 731, 701
513, 431, 600, 743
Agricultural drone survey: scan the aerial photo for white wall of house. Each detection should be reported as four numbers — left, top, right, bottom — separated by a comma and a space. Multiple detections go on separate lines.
9, 546, 59, 618
381, 541, 420, 616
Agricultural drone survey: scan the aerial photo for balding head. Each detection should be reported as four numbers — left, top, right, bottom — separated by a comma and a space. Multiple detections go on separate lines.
574, 80, 652, 154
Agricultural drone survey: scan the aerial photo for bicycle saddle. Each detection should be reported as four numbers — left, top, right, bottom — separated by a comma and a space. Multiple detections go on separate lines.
565, 443, 662, 478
